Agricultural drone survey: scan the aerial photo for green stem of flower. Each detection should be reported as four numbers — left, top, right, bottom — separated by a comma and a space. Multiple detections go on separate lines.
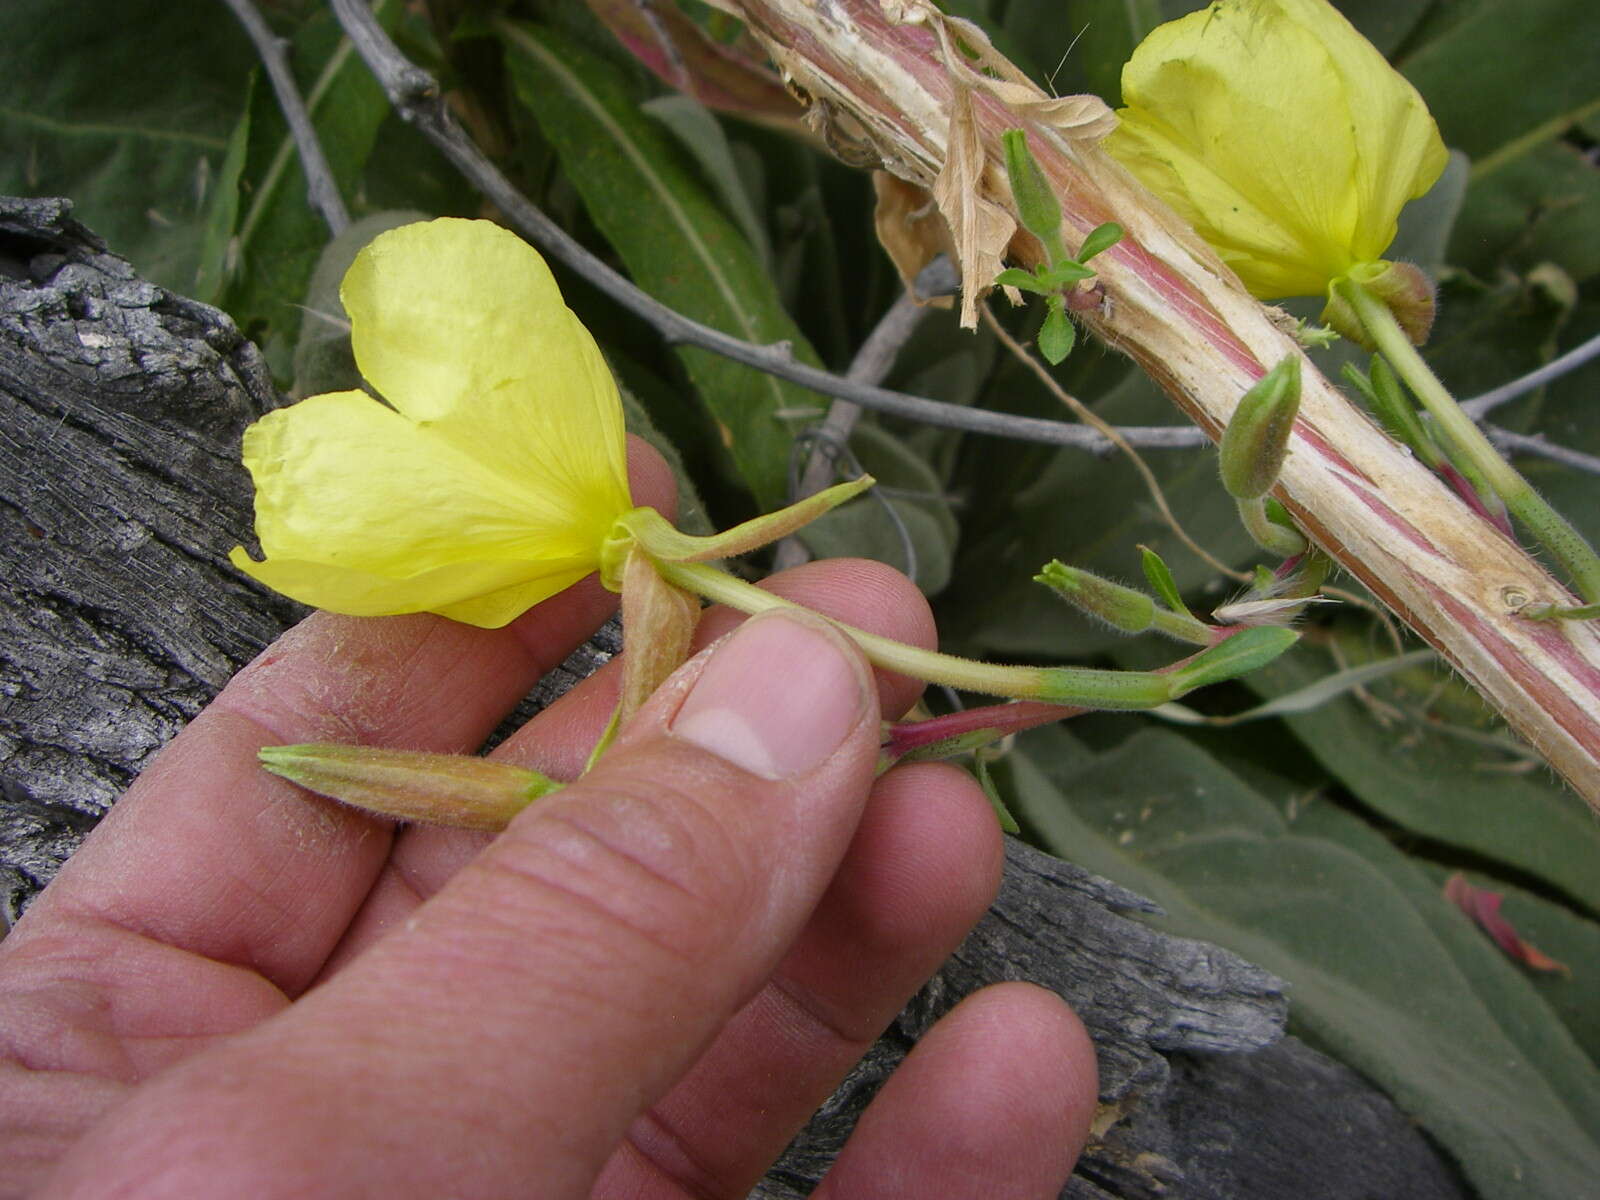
658, 561, 1173, 707
1237, 496, 1307, 558
1332, 277, 1600, 604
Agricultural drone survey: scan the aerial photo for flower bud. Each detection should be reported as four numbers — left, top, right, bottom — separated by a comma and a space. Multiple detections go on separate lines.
258, 743, 560, 831
1220, 354, 1302, 500
1002, 129, 1064, 252
1036, 559, 1154, 633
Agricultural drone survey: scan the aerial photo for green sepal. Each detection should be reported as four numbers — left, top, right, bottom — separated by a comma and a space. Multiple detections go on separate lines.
1344, 356, 1441, 467
1165, 627, 1299, 698
600, 476, 874, 589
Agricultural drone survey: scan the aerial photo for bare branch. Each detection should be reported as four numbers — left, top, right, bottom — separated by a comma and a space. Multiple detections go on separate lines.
1462, 329, 1600, 417
222, 0, 350, 235
1487, 426, 1600, 477
325, 0, 1206, 454
772, 257, 954, 570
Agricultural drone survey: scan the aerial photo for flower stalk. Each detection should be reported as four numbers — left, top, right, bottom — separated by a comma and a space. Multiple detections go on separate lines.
656, 559, 1296, 708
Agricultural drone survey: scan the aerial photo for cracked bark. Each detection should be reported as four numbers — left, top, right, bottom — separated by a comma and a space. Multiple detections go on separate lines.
0, 197, 1466, 1198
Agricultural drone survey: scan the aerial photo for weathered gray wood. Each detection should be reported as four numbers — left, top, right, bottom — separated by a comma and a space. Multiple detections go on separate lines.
0, 198, 1468, 1198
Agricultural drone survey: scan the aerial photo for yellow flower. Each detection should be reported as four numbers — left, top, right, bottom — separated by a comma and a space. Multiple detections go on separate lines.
1105, 0, 1448, 302
229, 218, 632, 628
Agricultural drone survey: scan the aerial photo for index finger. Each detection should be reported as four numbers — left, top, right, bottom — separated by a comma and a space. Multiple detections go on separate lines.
6, 439, 676, 1001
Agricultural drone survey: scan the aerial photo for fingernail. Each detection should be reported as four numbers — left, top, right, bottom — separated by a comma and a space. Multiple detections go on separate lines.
671, 611, 867, 780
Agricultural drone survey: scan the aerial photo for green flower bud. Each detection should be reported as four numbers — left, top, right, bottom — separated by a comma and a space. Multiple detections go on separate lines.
1036, 559, 1155, 633
1002, 128, 1065, 252
1220, 354, 1302, 499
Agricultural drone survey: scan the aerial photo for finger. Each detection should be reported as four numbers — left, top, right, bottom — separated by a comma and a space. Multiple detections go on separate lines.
332, 556, 936, 950
814, 983, 1098, 1200
49, 608, 884, 1199
1, 439, 673, 1022
594, 760, 1002, 1199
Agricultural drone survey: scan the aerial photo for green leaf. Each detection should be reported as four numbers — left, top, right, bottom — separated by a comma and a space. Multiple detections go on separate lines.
193, 86, 254, 304
0, 0, 257, 292
1245, 639, 1600, 914
1007, 726, 1600, 1200
994, 267, 1051, 294
1403, 0, 1600, 167
1302, 810, 1600, 1100
1037, 305, 1076, 364
1420, 864, 1600, 1069
502, 20, 820, 508
1165, 627, 1298, 696
640, 94, 773, 271
973, 754, 1020, 834
1075, 221, 1122, 264
1155, 647, 1435, 726
1452, 141, 1600, 285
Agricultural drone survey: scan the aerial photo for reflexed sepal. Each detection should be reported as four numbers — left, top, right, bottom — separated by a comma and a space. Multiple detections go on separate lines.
1324, 261, 1436, 347
618, 545, 700, 723
600, 477, 874, 590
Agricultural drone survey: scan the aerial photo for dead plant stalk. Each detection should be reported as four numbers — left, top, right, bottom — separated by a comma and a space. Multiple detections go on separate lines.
726, 0, 1600, 808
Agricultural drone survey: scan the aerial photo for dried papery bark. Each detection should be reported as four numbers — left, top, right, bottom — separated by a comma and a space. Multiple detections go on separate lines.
725, 0, 1600, 808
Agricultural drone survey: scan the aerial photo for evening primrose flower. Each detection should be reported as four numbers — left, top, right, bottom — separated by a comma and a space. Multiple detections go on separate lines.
229, 218, 632, 628
1105, 0, 1448, 304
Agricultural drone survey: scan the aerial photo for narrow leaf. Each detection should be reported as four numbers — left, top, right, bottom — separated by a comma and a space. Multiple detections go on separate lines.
1076, 221, 1123, 263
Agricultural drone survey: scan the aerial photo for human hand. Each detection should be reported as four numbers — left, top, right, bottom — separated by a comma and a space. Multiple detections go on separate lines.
1, 442, 1097, 1198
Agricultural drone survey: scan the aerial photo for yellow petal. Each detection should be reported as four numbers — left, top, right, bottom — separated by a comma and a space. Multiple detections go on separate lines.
229, 546, 594, 627
231, 390, 601, 626
340, 218, 631, 551
1107, 0, 1447, 300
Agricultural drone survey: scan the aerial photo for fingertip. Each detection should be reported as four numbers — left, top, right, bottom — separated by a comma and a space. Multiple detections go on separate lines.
819, 980, 1097, 1199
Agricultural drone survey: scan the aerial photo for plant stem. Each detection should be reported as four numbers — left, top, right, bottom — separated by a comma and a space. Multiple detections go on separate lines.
658, 561, 1173, 707
1237, 497, 1308, 558
1332, 277, 1600, 604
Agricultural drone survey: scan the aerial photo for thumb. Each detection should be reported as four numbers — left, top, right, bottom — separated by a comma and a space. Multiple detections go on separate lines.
52, 609, 882, 1200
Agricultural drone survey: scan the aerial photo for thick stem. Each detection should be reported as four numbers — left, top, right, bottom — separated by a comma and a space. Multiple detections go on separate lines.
1334, 277, 1600, 605
727, 0, 1600, 808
